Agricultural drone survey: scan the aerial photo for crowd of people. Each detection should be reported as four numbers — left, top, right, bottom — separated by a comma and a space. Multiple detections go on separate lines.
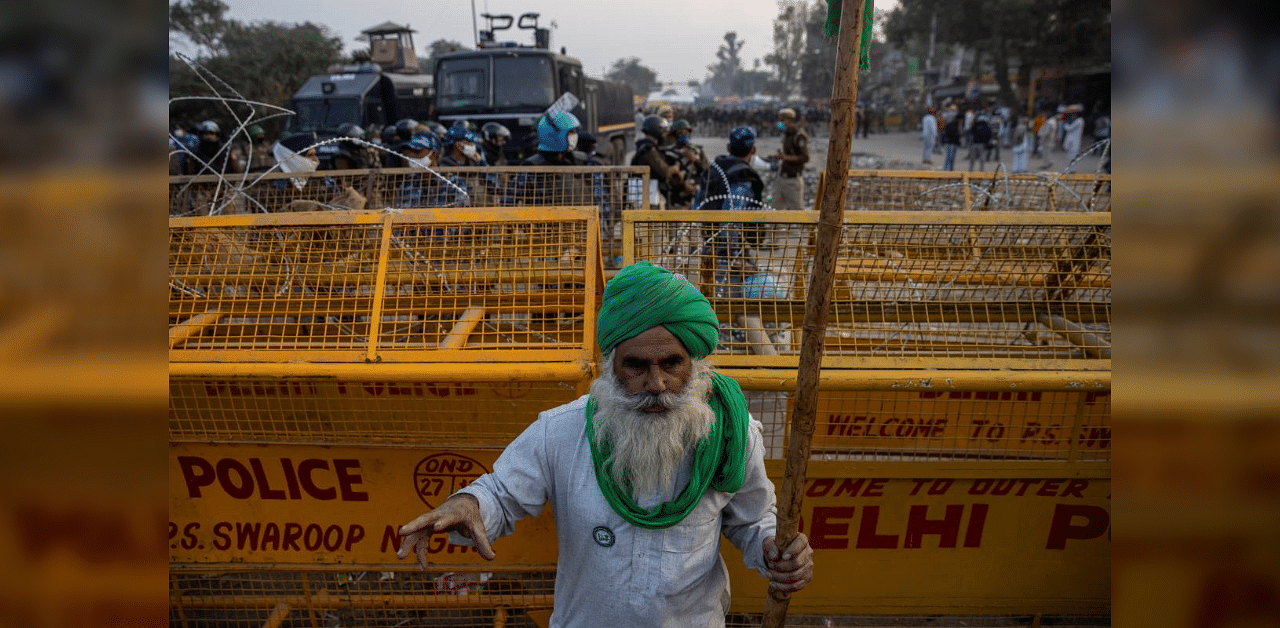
922, 98, 1110, 174
627, 103, 809, 213
673, 102, 831, 139
168, 117, 541, 178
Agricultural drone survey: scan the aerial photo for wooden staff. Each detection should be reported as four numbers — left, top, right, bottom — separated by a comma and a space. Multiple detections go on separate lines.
763, 0, 866, 625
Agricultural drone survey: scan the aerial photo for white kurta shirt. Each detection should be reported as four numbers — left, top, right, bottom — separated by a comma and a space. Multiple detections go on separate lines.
454, 395, 777, 628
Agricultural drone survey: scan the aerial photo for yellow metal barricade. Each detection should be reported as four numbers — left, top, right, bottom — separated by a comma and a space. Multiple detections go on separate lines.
841, 170, 1111, 213
169, 207, 600, 445
169, 199, 1112, 622
170, 564, 557, 628
169, 207, 602, 628
169, 166, 649, 270
625, 208, 1111, 616
626, 210, 1111, 372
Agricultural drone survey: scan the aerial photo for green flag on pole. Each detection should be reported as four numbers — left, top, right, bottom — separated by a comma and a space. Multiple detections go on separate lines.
823, 0, 874, 72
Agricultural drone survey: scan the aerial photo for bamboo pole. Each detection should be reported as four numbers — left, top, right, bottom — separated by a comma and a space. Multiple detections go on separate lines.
763, 0, 866, 625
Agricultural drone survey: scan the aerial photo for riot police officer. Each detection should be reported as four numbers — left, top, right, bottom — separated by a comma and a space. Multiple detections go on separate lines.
480, 122, 511, 166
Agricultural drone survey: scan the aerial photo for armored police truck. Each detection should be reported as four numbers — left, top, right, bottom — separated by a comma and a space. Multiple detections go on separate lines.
287, 22, 433, 166
434, 13, 634, 164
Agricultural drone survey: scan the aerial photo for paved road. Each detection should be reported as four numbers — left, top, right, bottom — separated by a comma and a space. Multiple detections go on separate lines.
691, 128, 1092, 176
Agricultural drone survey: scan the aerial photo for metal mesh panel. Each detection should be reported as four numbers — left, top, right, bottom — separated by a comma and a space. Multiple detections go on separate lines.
841, 171, 1111, 213
169, 166, 648, 270
378, 214, 591, 356
169, 220, 384, 359
169, 209, 599, 363
628, 210, 1111, 370
169, 566, 1107, 626
169, 378, 582, 445
167, 170, 399, 221
170, 566, 555, 628
725, 615, 1110, 627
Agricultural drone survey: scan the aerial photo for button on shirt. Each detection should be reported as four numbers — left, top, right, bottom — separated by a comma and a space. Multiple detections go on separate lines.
454, 395, 777, 628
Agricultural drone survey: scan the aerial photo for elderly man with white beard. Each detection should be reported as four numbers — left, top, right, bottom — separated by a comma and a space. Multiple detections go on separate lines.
398, 261, 813, 627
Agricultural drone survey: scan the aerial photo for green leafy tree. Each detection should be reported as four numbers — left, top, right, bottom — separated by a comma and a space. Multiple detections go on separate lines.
706, 31, 746, 96
605, 57, 660, 96
170, 0, 344, 138
765, 1, 808, 98
799, 0, 837, 100
884, 0, 1110, 107
168, 0, 229, 54
419, 39, 472, 74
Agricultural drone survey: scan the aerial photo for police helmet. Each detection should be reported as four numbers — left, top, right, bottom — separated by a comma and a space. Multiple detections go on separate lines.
337, 122, 364, 139
727, 126, 756, 157
381, 125, 398, 145
481, 122, 511, 144
426, 122, 448, 139
394, 118, 420, 140
672, 118, 693, 133
406, 132, 440, 154
641, 115, 668, 140
247, 124, 266, 140
536, 111, 581, 152
197, 120, 220, 135
445, 125, 479, 147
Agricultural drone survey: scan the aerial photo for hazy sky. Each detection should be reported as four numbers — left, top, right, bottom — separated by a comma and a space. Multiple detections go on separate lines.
223, 0, 810, 86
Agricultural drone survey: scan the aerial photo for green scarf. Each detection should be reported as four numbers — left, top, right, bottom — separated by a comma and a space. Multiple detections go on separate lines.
586, 372, 749, 530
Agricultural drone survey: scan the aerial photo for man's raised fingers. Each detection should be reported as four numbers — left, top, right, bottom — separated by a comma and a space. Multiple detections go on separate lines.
467, 520, 496, 561
415, 535, 430, 571
399, 512, 438, 536
397, 529, 435, 561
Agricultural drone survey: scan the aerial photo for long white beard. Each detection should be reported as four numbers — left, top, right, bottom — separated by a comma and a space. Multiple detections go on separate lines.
590, 355, 715, 499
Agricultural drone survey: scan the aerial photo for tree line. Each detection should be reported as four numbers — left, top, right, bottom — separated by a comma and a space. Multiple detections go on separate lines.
608, 0, 1108, 104
605, 1, 840, 100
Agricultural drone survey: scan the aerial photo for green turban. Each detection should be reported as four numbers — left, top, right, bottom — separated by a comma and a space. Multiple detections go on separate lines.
597, 262, 720, 358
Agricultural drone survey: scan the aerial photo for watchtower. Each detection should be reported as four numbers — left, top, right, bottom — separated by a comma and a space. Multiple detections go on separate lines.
360, 21, 419, 73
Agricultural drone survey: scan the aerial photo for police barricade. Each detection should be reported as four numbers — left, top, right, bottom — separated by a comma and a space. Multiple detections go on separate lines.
169, 207, 600, 627
837, 169, 1111, 213
168, 166, 650, 271
625, 209, 1110, 616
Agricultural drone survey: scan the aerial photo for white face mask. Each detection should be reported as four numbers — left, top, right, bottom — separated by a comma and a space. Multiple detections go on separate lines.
409, 152, 435, 169
566, 131, 578, 152
461, 143, 478, 159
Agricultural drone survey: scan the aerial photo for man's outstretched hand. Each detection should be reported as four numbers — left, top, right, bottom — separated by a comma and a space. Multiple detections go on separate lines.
763, 533, 814, 594
397, 494, 495, 569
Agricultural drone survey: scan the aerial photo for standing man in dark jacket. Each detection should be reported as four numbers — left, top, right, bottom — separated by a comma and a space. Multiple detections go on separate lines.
700, 126, 765, 211
698, 126, 766, 270
967, 112, 993, 171
941, 104, 962, 171
771, 108, 808, 210
666, 118, 710, 208
479, 122, 511, 166
631, 114, 682, 208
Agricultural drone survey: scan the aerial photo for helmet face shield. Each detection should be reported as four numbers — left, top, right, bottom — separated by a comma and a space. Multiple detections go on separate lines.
641, 115, 668, 140
482, 122, 511, 145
